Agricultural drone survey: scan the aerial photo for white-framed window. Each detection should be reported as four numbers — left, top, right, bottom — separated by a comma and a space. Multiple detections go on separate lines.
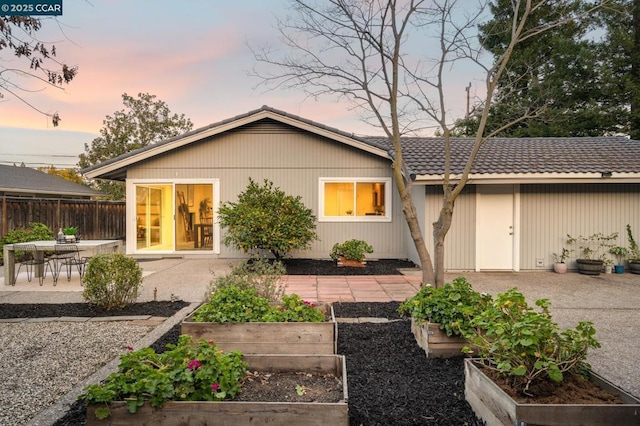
319, 178, 392, 222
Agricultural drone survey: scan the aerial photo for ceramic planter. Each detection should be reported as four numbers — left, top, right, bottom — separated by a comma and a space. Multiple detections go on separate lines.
576, 259, 603, 275
614, 265, 625, 274
553, 263, 567, 274
410, 318, 468, 358
464, 359, 640, 426
180, 304, 337, 354
87, 354, 348, 426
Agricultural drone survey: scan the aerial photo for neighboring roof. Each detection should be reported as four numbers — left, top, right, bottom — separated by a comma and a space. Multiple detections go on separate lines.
82, 105, 390, 181
82, 105, 640, 184
0, 165, 101, 197
362, 136, 640, 182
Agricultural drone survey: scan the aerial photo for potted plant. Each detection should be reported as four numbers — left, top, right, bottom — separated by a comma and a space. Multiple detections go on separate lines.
329, 239, 373, 267
603, 257, 614, 274
62, 226, 78, 242
463, 288, 640, 425
609, 245, 628, 274
398, 277, 492, 358
552, 247, 572, 273
566, 232, 617, 275
626, 224, 640, 274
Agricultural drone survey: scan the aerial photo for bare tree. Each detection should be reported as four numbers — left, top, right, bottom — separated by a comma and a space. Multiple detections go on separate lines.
253, 0, 604, 287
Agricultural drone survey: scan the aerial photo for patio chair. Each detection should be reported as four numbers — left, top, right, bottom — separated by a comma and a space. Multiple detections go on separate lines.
13, 244, 54, 286
50, 244, 90, 285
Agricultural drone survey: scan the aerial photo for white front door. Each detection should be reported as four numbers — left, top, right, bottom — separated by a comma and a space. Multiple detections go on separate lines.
476, 185, 515, 270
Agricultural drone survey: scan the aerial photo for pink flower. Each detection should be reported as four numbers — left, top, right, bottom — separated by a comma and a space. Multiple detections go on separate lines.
211, 383, 220, 391
187, 360, 201, 370
208, 340, 215, 345
125, 346, 134, 351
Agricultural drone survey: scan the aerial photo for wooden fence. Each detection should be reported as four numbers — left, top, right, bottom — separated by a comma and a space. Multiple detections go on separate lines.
1, 197, 126, 240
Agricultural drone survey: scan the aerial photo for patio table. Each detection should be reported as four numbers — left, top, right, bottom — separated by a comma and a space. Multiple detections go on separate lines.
3, 240, 121, 285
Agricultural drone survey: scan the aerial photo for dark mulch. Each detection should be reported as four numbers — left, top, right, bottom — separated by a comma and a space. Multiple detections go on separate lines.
0, 301, 189, 319
283, 258, 419, 275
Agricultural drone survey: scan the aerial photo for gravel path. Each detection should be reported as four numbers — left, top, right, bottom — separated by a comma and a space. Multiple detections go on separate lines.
0, 321, 152, 426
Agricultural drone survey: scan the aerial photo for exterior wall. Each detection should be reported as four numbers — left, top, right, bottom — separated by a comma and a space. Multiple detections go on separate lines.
520, 183, 640, 270
126, 120, 407, 259
424, 185, 477, 271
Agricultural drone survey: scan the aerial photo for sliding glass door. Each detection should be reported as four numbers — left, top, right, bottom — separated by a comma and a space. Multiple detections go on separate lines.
175, 184, 214, 251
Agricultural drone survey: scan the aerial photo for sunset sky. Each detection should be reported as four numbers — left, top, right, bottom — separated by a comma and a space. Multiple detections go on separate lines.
0, 1, 481, 168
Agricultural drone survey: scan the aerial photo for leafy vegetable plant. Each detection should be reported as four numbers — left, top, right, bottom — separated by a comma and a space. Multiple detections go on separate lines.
82, 335, 247, 420
397, 277, 492, 337
463, 288, 600, 397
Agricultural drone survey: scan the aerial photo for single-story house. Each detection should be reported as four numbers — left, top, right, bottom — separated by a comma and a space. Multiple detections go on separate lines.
82, 106, 640, 271
0, 164, 101, 199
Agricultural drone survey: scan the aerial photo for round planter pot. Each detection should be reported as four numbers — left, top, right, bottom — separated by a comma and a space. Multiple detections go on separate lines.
614, 265, 625, 274
629, 260, 640, 275
576, 259, 603, 275
553, 263, 567, 274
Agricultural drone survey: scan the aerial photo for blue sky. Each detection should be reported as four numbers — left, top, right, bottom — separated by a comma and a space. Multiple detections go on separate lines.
0, 1, 483, 168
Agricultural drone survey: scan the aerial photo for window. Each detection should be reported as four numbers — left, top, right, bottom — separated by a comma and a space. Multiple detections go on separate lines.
319, 178, 391, 222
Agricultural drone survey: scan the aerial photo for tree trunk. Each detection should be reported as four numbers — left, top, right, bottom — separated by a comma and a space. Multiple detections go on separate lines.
631, 0, 640, 140
433, 196, 455, 287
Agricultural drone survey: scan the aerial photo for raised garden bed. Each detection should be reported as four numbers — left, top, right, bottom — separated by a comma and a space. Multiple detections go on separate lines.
464, 359, 640, 426
86, 354, 348, 426
411, 318, 469, 358
180, 304, 337, 354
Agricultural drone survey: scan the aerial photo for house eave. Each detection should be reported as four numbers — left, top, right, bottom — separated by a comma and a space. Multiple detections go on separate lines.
83, 109, 390, 180
413, 172, 640, 185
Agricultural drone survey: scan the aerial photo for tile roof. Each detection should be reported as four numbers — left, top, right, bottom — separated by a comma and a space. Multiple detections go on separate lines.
362, 136, 640, 176
0, 165, 101, 197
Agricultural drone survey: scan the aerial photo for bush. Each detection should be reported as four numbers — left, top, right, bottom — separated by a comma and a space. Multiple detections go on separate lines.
464, 288, 600, 397
398, 277, 492, 337
205, 257, 286, 302
82, 335, 247, 420
217, 178, 318, 260
329, 239, 374, 262
0, 222, 53, 262
192, 286, 325, 323
82, 253, 143, 310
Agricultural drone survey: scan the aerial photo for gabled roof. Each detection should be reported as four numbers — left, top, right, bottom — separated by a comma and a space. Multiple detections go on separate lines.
0, 165, 102, 197
82, 105, 390, 180
363, 136, 640, 183
82, 105, 640, 184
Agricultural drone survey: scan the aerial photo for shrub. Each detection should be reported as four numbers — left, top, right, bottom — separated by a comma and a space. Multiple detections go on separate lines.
192, 286, 325, 323
329, 239, 374, 262
464, 288, 600, 397
82, 253, 143, 310
217, 178, 318, 260
205, 257, 286, 303
82, 335, 247, 420
0, 222, 53, 262
398, 277, 492, 337
566, 232, 618, 261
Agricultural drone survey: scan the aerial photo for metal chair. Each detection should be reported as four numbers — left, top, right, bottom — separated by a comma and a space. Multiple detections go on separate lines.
13, 244, 53, 286
50, 244, 90, 285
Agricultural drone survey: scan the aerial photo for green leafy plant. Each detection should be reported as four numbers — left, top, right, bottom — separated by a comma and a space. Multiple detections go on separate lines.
62, 226, 78, 235
463, 288, 600, 397
397, 277, 492, 337
81, 335, 247, 420
82, 253, 143, 310
552, 247, 572, 263
566, 232, 618, 261
192, 286, 325, 323
626, 224, 640, 261
217, 178, 318, 260
295, 384, 307, 396
205, 257, 286, 303
0, 222, 54, 262
329, 239, 374, 262
609, 246, 628, 266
